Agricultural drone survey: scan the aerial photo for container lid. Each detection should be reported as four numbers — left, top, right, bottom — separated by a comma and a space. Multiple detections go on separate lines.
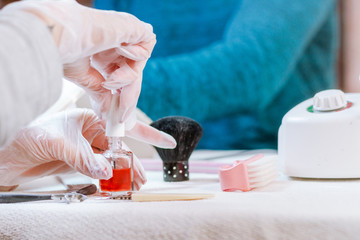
313, 89, 347, 112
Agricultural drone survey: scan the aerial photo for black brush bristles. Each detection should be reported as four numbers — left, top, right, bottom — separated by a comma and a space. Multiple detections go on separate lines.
151, 116, 203, 182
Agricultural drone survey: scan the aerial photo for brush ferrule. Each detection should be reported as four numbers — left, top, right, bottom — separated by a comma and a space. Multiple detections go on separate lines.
162, 161, 189, 182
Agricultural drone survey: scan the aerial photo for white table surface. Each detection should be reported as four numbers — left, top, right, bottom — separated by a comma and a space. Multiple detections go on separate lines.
1, 150, 360, 240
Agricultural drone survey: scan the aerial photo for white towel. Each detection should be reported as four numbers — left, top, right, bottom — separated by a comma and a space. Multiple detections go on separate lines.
1, 151, 360, 239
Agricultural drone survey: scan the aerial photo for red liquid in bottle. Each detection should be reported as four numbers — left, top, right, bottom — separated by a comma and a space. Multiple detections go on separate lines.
99, 168, 132, 192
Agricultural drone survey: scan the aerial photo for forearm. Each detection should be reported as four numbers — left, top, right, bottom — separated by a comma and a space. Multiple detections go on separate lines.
0, 11, 62, 146
226, 0, 338, 110
139, 43, 252, 121
138, 0, 337, 121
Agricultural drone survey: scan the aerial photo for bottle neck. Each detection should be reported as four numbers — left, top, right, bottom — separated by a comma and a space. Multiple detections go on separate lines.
108, 136, 123, 152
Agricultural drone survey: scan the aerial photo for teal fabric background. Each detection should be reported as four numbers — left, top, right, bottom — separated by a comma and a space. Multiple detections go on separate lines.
95, 0, 339, 149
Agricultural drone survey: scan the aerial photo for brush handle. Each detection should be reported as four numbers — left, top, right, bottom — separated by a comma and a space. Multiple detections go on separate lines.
0, 194, 52, 203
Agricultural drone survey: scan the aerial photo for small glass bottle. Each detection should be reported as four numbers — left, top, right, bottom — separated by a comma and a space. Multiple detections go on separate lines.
99, 136, 134, 193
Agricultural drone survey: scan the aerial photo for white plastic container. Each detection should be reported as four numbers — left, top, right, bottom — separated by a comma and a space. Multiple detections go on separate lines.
278, 89, 360, 178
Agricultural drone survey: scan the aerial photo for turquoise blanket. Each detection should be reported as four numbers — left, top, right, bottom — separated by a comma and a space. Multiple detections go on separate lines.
95, 0, 339, 149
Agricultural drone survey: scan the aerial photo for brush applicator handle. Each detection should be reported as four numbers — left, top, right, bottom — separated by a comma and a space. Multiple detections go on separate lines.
106, 93, 125, 137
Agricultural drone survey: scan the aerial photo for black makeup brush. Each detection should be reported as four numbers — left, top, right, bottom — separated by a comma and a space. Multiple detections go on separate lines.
150, 116, 203, 182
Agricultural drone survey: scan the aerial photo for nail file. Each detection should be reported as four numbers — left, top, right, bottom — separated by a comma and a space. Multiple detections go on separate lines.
55, 176, 97, 194
111, 193, 215, 202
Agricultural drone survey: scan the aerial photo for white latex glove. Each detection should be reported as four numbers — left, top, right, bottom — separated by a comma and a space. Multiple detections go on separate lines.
1, 0, 175, 149
0, 109, 146, 190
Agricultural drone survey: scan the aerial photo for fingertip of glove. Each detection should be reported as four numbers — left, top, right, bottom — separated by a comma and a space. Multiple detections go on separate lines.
96, 166, 112, 180
159, 132, 177, 149
91, 154, 113, 179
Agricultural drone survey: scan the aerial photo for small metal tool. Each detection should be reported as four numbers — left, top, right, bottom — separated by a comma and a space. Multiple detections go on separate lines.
0, 192, 87, 204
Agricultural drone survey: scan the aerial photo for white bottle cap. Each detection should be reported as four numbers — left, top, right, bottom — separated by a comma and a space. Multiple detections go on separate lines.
105, 94, 125, 137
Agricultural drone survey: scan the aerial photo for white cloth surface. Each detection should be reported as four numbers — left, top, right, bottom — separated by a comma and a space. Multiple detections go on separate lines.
0, 10, 62, 146
1, 150, 360, 240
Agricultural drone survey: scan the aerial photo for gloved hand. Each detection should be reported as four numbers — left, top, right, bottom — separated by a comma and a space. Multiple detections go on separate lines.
2, 0, 156, 131
0, 109, 148, 190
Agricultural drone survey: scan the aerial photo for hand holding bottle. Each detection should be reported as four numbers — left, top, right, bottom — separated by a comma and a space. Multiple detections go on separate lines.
0, 109, 111, 187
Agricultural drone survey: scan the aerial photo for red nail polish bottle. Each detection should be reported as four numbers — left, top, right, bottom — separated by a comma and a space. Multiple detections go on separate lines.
99, 136, 134, 193
100, 93, 133, 194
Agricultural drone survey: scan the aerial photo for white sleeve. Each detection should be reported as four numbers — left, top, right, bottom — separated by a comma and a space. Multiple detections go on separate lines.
0, 11, 63, 146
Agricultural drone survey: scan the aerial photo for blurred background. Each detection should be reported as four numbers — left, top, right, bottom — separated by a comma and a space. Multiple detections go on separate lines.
2, 0, 359, 92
